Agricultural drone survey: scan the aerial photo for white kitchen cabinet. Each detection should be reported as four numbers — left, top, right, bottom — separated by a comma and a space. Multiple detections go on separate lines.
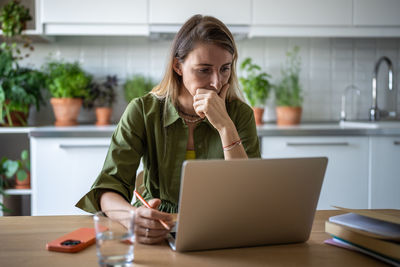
253, 0, 352, 26
353, 0, 400, 26
149, 0, 251, 25
31, 137, 111, 215
262, 136, 369, 210
41, 0, 149, 35
370, 137, 400, 209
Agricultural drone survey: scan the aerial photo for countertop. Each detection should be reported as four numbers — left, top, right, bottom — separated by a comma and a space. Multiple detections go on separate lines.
2, 121, 400, 138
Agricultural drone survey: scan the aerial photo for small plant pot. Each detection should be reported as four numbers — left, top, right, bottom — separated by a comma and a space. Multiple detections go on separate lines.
15, 172, 30, 189
95, 107, 112, 126
252, 107, 264, 126
50, 98, 82, 126
276, 106, 302, 126
1, 100, 29, 127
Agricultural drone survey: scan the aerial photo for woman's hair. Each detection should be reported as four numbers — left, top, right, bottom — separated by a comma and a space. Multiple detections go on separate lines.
151, 14, 244, 105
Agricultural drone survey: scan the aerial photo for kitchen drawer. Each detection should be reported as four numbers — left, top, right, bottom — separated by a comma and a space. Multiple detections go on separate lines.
262, 136, 369, 210
31, 138, 111, 215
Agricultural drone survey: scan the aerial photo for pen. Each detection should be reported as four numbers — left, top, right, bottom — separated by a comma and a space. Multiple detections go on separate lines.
134, 190, 171, 230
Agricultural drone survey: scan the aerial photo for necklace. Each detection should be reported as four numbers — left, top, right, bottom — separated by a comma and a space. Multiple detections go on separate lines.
176, 106, 204, 124
177, 106, 199, 118
182, 116, 204, 123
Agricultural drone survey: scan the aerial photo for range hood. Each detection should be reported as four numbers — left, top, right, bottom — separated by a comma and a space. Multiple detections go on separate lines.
149, 24, 250, 40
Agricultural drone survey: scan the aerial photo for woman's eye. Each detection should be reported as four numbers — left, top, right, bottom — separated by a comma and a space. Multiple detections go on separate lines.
198, 68, 210, 73
221, 66, 231, 73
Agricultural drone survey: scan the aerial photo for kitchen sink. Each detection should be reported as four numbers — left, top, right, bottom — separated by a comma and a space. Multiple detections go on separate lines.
339, 120, 400, 128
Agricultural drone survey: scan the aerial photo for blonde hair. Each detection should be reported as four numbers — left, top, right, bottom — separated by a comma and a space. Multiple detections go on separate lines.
151, 14, 244, 105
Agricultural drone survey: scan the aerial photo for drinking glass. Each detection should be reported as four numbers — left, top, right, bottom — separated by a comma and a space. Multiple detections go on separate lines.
93, 210, 135, 266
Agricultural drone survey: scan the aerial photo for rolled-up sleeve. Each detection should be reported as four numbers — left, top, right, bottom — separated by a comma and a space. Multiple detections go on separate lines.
230, 100, 261, 158
75, 99, 145, 213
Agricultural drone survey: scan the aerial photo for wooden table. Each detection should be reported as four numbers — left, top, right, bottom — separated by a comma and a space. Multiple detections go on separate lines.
0, 210, 387, 267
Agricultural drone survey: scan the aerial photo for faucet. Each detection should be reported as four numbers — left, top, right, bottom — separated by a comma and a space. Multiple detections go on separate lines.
369, 56, 394, 121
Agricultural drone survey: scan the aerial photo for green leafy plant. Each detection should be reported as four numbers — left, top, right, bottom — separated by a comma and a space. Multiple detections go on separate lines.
0, 47, 46, 126
0, 149, 29, 212
0, 0, 34, 60
16, 149, 29, 183
239, 58, 272, 107
44, 60, 92, 99
123, 74, 155, 103
85, 75, 118, 108
0, 0, 31, 37
274, 46, 303, 107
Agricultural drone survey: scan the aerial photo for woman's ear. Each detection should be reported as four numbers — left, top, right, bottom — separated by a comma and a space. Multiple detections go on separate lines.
173, 58, 183, 76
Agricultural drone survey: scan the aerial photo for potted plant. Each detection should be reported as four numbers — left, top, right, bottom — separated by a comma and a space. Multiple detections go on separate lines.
44, 60, 92, 126
85, 75, 118, 126
239, 58, 272, 125
274, 46, 303, 126
0, 46, 46, 126
123, 74, 155, 103
0, 0, 31, 38
0, 155, 18, 213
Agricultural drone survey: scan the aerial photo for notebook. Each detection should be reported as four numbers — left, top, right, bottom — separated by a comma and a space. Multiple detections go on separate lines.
167, 157, 328, 252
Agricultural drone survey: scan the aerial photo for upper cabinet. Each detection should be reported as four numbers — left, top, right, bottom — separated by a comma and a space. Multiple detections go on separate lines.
41, 0, 149, 35
253, 0, 352, 26
251, 0, 400, 37
353, 0, 400, 26
149, 0, 251, 25
4, 0, 397, 38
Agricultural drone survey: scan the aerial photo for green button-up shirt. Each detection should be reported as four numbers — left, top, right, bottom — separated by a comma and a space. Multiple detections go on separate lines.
76, 93, 260, 214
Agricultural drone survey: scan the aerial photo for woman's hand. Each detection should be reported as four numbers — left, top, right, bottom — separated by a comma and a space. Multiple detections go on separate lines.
134, 198, 175, 244
192, 83, 233, 132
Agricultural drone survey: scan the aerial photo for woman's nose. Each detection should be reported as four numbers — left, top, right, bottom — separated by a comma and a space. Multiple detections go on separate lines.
209, 72, 222, 90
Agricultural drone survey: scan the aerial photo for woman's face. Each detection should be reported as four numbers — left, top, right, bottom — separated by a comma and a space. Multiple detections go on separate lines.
174, 43, 233, 97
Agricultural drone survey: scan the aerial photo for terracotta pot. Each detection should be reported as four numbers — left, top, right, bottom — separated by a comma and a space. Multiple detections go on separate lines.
50, 98, 82, 126
252, 107, 264, 126
15, 172, 30, 189
276, 106, 302, 126
95, 107, 112, 126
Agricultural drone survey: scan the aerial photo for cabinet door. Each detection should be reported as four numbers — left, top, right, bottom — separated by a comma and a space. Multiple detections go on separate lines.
41, 0, 148, 35
262, 137, 369, 210
370, 137, 400, 209
354, 0, 400, 26
31, 138, 111, 215
252, 0, 352, 26
42, 0, 147, 23
149, 0, 251, 25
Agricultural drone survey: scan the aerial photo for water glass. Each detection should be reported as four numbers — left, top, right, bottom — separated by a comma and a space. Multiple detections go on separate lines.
93, 210, 135, 266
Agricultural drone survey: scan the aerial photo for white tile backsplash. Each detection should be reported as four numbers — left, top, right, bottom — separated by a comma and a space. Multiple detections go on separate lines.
20, 36, 400, 125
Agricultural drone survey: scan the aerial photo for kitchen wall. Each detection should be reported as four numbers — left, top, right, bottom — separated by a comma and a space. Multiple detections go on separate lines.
21, 36, 400, 125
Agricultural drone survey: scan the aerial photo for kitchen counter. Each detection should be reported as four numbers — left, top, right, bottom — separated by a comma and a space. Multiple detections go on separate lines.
257, 122, 400, 136
22, 121, 400, 138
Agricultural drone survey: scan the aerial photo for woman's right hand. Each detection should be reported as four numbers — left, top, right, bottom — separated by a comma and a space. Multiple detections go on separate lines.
134, 198, 175, 244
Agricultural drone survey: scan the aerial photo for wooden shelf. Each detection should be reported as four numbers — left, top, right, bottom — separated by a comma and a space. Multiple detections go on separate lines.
4, 189, 32, 195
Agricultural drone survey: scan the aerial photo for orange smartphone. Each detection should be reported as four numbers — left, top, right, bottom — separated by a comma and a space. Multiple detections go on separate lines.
46, 227, 98, 253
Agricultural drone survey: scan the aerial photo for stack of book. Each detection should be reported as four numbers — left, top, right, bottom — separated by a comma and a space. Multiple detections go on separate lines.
325, 206, 400, 266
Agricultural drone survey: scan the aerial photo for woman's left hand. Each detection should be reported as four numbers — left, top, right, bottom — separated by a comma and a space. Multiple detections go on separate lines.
193, 83, 232, 131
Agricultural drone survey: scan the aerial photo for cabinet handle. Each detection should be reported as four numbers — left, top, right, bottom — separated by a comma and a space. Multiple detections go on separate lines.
286, 142, 350, 147
59, 144, 110, 149
394, 141, 400, 145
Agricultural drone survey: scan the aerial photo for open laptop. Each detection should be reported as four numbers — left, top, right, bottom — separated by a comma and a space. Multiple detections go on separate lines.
167, 157, 328, 252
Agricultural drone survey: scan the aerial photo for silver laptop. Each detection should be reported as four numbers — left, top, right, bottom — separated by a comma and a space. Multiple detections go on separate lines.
167, 157, 328, 252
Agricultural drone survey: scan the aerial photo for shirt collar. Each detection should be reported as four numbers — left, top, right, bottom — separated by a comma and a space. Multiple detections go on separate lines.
164, 98, 181, 127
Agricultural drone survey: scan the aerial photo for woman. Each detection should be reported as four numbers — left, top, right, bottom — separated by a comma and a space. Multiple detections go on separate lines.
76, 14, 260, 244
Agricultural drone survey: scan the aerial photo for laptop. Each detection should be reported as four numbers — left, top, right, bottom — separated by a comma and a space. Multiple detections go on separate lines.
167, 157, 328, 252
